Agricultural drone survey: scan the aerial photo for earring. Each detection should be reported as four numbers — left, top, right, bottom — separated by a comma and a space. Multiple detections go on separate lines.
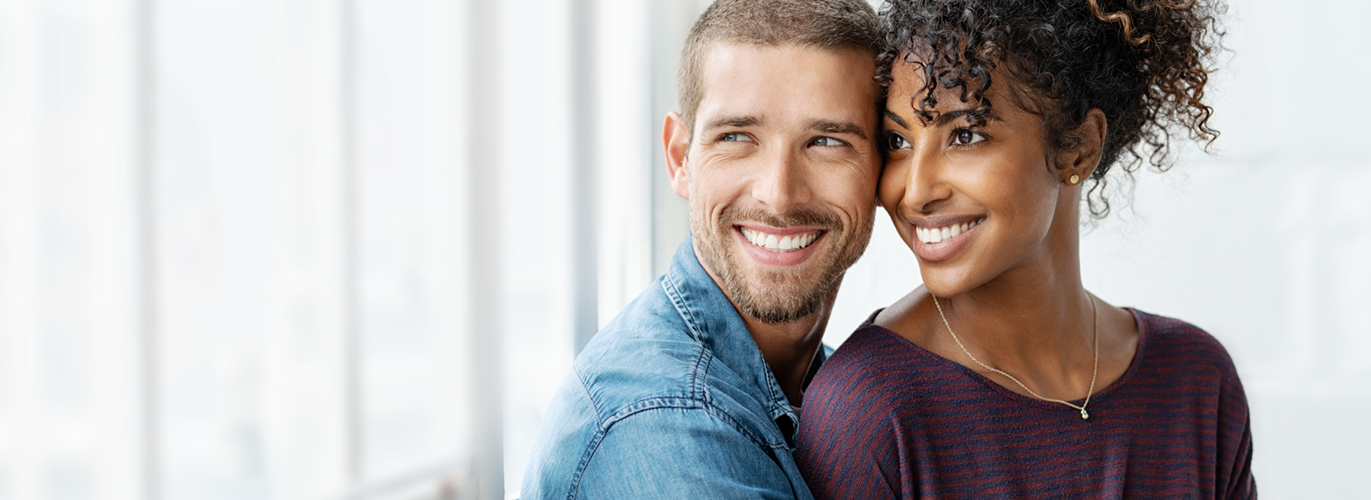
1068, 174, 1080, 185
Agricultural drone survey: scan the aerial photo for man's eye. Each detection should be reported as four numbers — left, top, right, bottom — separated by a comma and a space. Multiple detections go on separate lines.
720, 132, 750, 142
810, 136, 846, 147
886, 133, 910, 151
952, 129, 987, 146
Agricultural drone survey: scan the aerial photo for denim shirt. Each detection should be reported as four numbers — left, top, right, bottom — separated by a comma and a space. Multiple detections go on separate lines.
520, 237, 825, 499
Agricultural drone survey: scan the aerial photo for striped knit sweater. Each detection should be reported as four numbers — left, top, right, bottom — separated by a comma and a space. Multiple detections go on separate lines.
796, 309, 1255, 499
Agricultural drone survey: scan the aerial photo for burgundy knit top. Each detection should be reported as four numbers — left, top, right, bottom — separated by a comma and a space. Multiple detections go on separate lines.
796, 309, 1256, 499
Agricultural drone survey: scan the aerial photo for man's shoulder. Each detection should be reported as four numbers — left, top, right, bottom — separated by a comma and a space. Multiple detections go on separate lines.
571, 279, 711, 415
521, 278, 799, 499
574, 284, 774, 421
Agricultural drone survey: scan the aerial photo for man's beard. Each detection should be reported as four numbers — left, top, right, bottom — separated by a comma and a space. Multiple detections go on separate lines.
692, 202, 874, 325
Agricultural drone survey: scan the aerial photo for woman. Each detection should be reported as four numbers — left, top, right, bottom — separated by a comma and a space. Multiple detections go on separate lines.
795, 0, 1254, 498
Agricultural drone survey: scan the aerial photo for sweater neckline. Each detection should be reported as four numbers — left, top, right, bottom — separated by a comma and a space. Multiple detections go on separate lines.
860, 307, 1150, 413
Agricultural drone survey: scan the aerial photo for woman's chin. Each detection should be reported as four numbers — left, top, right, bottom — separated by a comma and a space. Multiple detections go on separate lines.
916, 269, 977, 299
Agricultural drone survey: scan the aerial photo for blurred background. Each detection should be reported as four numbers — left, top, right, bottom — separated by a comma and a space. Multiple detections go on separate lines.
0, 0, 1366, 499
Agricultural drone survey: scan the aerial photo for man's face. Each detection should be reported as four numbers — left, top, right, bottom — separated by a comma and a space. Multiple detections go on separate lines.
666, 43, 882, 325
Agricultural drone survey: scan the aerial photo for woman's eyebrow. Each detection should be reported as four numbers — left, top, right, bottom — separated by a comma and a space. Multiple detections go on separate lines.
883, 109, 909, 128
932, 109, 983, 127
886, 107, 995, 128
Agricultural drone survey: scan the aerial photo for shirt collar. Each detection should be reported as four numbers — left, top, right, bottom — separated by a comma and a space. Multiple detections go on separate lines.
662, 234, 823, 448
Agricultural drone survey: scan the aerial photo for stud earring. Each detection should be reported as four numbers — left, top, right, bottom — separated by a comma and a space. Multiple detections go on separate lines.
1069, 174, 1080, 185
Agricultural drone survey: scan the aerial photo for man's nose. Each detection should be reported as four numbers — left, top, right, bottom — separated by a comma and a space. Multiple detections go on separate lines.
751, 147, 811, 215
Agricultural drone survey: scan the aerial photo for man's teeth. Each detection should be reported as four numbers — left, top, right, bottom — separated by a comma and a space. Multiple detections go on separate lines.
916, 218, 983, 244
740, 228, 820, 252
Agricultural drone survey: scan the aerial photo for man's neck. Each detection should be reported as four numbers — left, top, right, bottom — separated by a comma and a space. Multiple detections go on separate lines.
740, 294, 835, 408
693, 247, 840, 407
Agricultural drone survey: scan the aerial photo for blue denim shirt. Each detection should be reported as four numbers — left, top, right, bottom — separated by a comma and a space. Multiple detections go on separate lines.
520, 237, 825, 499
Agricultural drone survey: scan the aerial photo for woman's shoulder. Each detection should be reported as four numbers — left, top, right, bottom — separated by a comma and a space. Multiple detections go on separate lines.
799, 314, 938, 449
1130, 308, 1243, 381
1133, 309, 1231, 353
823, 314, 930, 375
806, 313, 956, 410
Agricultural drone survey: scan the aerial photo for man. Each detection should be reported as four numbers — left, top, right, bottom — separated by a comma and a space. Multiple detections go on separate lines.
520, 0, 883, 497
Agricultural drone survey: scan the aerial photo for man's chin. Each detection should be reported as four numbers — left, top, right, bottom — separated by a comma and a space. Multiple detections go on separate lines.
726, 266, 830, 325
694, 220, 851, 325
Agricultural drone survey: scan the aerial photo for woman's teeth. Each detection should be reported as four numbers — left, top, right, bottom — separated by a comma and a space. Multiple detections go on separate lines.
741, 228, 819, 252
916, 218, 983, 244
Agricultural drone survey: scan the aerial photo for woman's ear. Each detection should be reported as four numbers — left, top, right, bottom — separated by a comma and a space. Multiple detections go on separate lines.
663, 111, 692, 200
1059, 108, 1107, 185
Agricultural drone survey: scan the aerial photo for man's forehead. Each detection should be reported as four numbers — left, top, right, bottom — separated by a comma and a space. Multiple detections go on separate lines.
698, 41, 874, 72
694, 42, 878, 125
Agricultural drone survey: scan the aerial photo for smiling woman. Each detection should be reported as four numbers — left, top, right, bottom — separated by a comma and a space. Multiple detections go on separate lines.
795, 0, 1254, 498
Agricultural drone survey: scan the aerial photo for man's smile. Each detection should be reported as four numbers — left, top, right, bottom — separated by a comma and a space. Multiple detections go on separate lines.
739, 226, 823, 252
730, 223, 829, 268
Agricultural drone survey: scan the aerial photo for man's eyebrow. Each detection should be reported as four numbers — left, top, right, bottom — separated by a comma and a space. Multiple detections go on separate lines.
704, 115, 762, 130
809, 120, 868, 140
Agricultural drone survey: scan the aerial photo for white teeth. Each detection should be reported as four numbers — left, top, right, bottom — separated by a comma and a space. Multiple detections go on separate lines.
740, 227, 820, 253
915, 218, 985, 244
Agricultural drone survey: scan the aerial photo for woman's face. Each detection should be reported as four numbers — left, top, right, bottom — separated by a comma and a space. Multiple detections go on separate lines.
880, 61, 1075, 296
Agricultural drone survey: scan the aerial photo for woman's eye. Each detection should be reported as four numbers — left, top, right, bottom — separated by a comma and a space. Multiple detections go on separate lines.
952, 129, 987, 146
810, 136, 845, 147
886, 133, 910, 151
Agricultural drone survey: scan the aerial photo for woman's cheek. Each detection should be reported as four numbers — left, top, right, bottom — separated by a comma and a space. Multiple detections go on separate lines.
877, 163, 907, 213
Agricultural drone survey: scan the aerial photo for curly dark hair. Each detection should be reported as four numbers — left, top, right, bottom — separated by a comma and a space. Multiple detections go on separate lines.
879, 0, 1226, 217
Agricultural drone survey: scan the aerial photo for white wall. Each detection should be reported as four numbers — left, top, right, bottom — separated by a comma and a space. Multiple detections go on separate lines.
0, 0, 495, 498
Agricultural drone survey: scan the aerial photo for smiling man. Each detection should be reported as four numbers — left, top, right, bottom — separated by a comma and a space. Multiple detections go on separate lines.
519, 1, 883, 498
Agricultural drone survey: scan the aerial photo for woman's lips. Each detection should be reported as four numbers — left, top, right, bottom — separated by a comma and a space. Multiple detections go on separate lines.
910, 216, 984, 262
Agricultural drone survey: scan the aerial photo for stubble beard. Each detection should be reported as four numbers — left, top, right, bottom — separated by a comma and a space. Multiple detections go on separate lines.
692, 201, 875, 325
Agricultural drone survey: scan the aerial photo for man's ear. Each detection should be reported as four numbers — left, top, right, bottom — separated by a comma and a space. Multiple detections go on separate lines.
1059, 108, 1107, 185
663, 111, 692, 200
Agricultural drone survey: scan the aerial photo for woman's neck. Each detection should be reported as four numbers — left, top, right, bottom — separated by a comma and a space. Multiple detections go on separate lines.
882, 245, 1104, 401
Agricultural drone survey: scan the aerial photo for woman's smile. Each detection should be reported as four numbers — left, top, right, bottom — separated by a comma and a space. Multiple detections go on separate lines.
908, 215, 985, 262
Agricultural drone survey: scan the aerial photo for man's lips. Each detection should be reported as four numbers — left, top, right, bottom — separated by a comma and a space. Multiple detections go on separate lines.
738, 225, 824, 252
732, 224, 826, 267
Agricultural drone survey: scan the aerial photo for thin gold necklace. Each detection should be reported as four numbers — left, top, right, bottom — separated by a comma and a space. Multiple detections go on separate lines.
931, 293, 1100, 420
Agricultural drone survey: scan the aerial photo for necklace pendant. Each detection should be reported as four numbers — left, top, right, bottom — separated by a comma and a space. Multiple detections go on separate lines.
1080, 408, 1090, 420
